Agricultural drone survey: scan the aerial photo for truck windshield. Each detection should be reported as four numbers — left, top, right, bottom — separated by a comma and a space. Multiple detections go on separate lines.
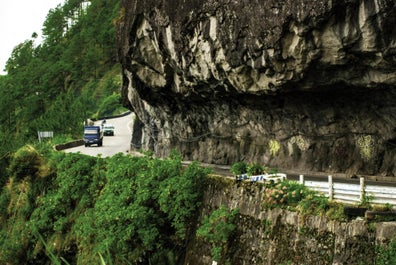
84, 129, 98, 135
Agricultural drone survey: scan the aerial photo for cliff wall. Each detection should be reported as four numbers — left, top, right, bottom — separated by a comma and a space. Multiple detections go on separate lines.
184, 176, 396, 265
117, 0, 396, 176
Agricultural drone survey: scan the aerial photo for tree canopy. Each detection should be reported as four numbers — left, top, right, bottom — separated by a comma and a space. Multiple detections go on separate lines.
0, 0, 124, 162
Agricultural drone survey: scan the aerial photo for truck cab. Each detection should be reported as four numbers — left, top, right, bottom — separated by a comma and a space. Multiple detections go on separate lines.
84, 125, 103, 147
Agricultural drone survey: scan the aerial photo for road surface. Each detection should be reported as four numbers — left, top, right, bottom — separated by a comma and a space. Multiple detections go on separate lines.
63, 112, 396, 187
64, 113, 134, 158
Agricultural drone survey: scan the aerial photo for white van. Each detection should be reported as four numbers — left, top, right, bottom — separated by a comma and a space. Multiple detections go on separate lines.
103, 124, 115, 136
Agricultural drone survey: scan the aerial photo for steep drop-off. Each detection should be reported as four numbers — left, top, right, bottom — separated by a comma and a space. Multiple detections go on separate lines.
118, 0, 396, 176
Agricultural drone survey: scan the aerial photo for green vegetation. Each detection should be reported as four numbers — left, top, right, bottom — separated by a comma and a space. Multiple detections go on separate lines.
0, 145, 210, 264
230, 161, 247, 175
260, 179, 344, 219
196, 205, 239, 263
230, 161, 349, 221
0, 0, 127, 170
375, 238, 396, 265
247, 162, 268, 176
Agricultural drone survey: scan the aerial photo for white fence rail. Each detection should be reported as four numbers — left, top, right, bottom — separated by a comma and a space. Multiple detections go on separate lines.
300, 175, 396, 207
236, 173, 396, 208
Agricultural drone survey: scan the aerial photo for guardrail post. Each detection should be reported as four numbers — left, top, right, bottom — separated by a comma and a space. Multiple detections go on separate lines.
328, 175, 333, 201
360, 177, 365, 204
299, 175, 304, 185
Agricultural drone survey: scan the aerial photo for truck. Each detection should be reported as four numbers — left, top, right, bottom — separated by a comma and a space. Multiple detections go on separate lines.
83, 125, 103, 147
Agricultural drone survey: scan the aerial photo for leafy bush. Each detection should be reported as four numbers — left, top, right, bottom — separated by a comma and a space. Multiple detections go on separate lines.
75, 152, 209, 264
297, 193, 331, 216
196, 205, 239, 262
376, 239, 396, 265
247, 162, 265, 176
0, 147, 210, 264
29, 153, 103, 237
230, 161, 247, 175
263, 180, 313, 209
262, 180, 347, 220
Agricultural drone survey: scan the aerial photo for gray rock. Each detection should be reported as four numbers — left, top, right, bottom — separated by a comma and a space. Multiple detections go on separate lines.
118, 0, 396, 177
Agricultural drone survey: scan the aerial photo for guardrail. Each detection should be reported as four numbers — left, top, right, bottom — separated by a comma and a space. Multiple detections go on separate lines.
300, 175, 396, 207
235, 173, 396, 208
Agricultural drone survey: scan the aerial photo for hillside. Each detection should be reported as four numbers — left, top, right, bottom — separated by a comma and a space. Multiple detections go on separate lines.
0, 0, 126, 169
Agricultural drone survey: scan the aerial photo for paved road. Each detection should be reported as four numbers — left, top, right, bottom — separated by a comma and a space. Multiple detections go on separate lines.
186, 162, 396, 187
64, 113, 134, 157
63, 112, 396, 187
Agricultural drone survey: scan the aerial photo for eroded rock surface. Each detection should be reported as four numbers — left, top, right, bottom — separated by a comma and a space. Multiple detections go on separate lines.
118, 0, 396, 176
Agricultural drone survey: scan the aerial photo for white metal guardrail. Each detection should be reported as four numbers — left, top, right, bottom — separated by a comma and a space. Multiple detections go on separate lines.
236, 173, 396, 208
300, 175, 396, 207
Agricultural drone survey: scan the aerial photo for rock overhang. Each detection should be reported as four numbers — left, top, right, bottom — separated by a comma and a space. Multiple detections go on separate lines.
118, 0, 396, 177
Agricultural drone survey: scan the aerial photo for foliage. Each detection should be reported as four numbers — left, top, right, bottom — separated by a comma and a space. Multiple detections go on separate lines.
262, 180, 314, 209
232, 162, 274, 176
297, 193, 331, 216
0, 0, 123, 157
261, 179, 349, 221
372, 203, 394, 212
230, 161, 247, 175
0, 146, 209, 264
375, 239, 396, 265
247, 162, 267, 176
89, 152, 209, 263
196, 205, 239, 262
97, 93, 125, 118
359, 192, 375, 208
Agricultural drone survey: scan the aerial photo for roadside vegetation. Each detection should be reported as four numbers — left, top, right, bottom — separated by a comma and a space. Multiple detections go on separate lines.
0, 143, 210, 264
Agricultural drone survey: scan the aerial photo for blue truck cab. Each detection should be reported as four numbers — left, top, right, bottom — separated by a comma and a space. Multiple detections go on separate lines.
84, 125, 103, 147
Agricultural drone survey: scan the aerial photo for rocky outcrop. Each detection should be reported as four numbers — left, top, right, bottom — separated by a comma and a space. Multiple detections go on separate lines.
184, 176, 396, 265
118, 0, 396, 176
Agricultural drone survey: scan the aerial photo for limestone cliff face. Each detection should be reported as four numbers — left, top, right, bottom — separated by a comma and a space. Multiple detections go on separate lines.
118, 0, 396, 176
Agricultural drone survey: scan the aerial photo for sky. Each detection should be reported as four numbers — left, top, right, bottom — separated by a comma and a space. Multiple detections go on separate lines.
0, 0, 64, 75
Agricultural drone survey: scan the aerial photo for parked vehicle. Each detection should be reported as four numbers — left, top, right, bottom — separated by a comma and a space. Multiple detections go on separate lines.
83, 125, 103, 147
103, 124, 115, 136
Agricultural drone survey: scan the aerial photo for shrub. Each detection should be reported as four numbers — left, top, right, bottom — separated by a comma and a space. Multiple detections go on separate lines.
230, 162, 247, 175
87, 152, 208, 263
196, 205, 239, 262
247, 163, 265, 176
297, 193, 331, 216
263, 180, 313, 209
376, 239, 396, 265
